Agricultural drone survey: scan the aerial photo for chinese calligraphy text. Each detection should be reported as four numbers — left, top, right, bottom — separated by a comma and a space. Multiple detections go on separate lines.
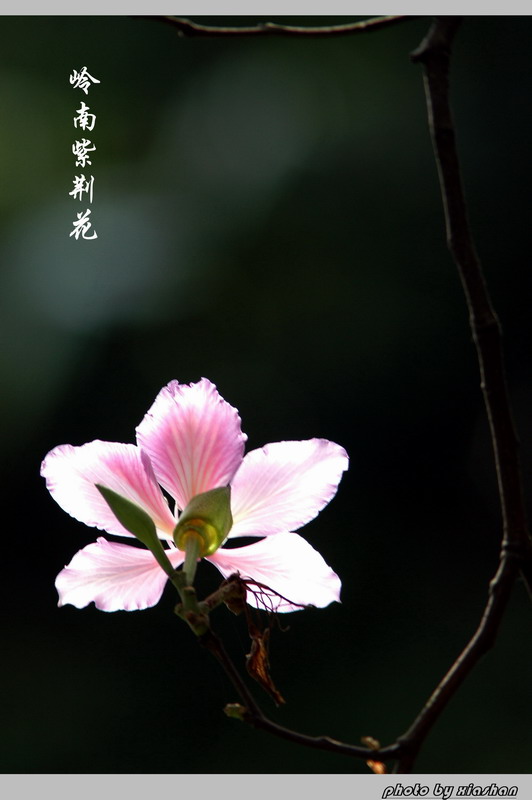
68, 66, 100, 240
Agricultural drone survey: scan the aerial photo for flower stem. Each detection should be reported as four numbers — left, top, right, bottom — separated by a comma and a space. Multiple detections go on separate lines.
183, 532, 202, 586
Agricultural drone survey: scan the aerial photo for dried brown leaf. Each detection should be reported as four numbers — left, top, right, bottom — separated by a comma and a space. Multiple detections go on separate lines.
246, 624, 285, 706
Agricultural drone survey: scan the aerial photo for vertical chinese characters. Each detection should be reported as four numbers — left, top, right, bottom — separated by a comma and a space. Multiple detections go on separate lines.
69, 67, 100, 240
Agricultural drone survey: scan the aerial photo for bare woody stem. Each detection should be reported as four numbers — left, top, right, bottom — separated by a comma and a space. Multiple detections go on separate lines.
388, 17, 532, 773
393, 551, 519, 773
198, 625, 401, 762
194, 577, 400, 762
150, 15, 416, 38
411, 18, 532, 566
178, 577, 397, 760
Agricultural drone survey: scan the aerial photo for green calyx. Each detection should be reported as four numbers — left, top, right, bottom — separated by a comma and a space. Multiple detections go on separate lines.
173, 486, 233, 557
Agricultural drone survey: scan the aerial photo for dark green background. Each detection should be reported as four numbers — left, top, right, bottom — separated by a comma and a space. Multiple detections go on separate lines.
1, 15, 532, 773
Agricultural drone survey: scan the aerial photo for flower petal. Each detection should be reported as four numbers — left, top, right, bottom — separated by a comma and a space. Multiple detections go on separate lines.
229, 439, 348, 538
206, 532, 341, 612
41, 441, 176, 539
136, 378, 247, 510
55, 538, 185, 611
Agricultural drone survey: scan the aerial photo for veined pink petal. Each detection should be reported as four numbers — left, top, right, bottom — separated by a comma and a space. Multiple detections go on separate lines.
136, 378, 247, 510
41, 441, 176, 539
228, 439, 348, 539
206, 532, 341, 612
55, 537, 185, 611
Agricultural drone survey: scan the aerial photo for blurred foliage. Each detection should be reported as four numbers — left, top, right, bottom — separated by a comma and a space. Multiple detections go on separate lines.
1, 16, 532, 773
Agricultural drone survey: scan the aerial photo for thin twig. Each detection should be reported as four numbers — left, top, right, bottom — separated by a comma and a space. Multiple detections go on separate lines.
148, 15, 416, 38
412, 18, 531, 565
387, 16, 532, 773
199, 626, 401, 762
393, 552, 519, 772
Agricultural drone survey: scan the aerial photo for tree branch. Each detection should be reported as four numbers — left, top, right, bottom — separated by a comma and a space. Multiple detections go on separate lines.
162, 15, 532, 773
385, 16, 532, 773
205, 16, 532, 773
149, 15, 416, 39
411, 17, 532, 582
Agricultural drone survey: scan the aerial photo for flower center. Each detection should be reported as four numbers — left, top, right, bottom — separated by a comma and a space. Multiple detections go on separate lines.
174, 518, 220, 557
172, 486, 233, 559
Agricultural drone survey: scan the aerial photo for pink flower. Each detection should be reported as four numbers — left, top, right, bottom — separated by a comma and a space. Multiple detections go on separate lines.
41, 378, 348, 613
